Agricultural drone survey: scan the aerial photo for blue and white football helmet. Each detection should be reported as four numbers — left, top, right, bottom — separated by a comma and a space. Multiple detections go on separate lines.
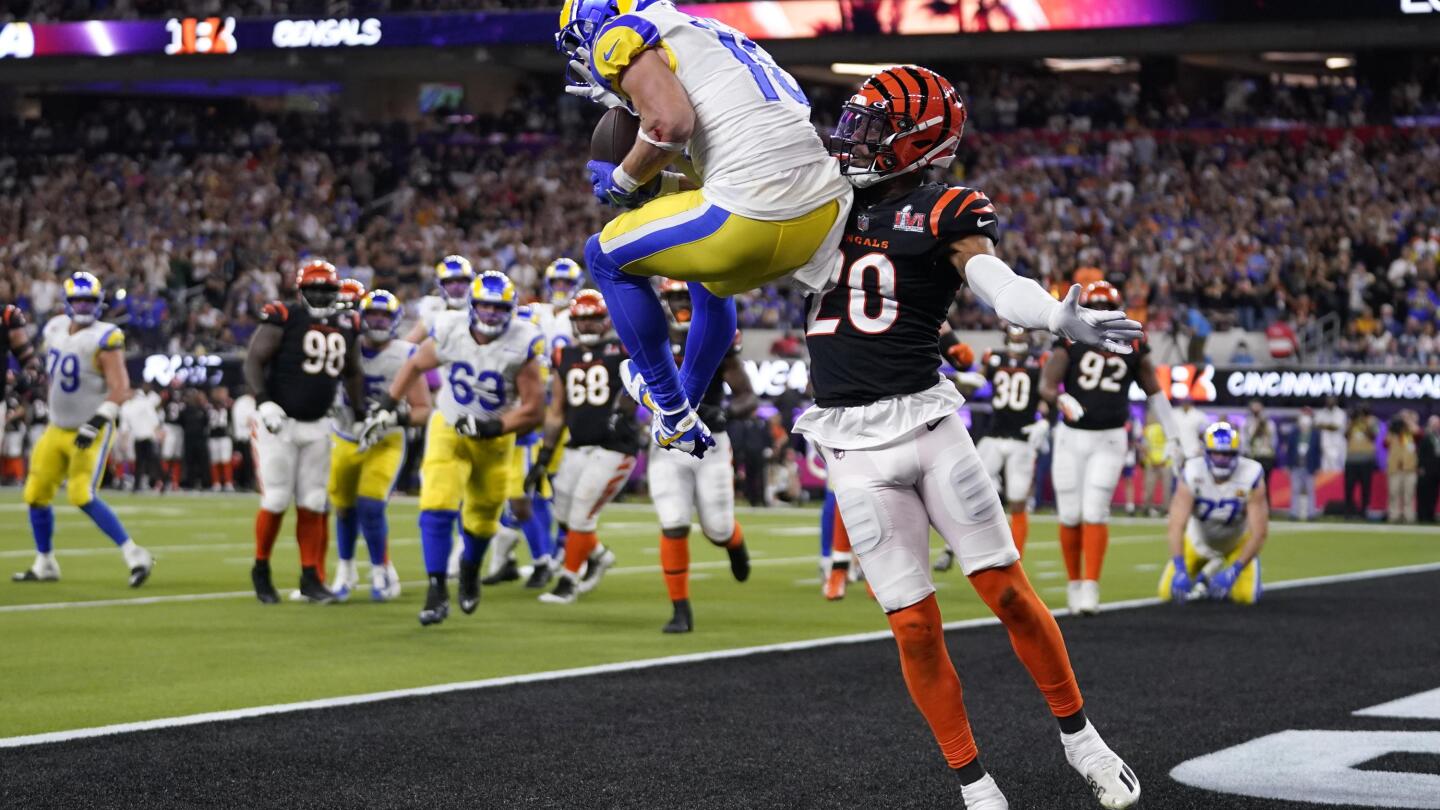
470, 272, 517, 337
63, 271, 104, 326
556, 0, 622, 68
545, 258, 584, 308
360, 290, 403, 344
1203, 422, 1241, 480
436, 255, 475, 310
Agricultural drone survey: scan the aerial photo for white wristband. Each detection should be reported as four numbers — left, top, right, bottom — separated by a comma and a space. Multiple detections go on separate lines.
659, 171, 683, 196
612, 165, 642, 193
96, 400, 120, 422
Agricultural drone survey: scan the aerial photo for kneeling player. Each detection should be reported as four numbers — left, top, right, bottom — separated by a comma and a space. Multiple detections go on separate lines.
364, 271, 544, 626
529, 291, 639, 604
14, 273, 153, 586
1160, 422, 1268, 604
329, 290, 431, 601
796, 68, 1141, 808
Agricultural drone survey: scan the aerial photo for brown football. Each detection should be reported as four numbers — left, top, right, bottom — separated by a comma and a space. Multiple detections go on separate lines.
590, 107, 640, 164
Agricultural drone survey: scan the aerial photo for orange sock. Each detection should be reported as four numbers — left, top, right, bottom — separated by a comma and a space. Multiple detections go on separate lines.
724, 521, 745, 550
1009, 510, 1029, 557
833, 510, 852, 554
255, 509, 284, 561
970, 564, 1084, 718
1081, 523, 1108, 581
660, 533, 690, 601
170, 461, 181, 488
1059, 524, 1082, 580
563, 530, 599, 575
296, 508, 329, 579
211, 463, 222, 486
887, 594, 978, 769
224, 460, 235, 485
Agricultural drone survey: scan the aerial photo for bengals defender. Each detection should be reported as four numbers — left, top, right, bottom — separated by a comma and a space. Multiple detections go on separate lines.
796, 67, 1141, 809
243, 259, 365, 605
0, 300, 36, 432
646, 279, 755, 633
529, 290, 641, 605
1039, 280, 1198, 616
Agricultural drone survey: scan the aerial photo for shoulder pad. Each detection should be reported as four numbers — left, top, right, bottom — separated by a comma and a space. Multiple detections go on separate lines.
259, 301, 289, 325
929, 186, 999, 243
592, 14, 669, 88
98, 326, 124, 351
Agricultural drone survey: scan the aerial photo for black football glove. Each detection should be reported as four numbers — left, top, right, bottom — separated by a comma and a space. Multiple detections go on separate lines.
75, 402, 118, 450
524, 447, 554, 494
454, 411, 504, 439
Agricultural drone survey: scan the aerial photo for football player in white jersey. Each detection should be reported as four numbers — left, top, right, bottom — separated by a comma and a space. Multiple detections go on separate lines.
558, 0, 853, 457
363, 271, 545, 626
404, 255, 475, 344
1160, 422, 1269, 604
328, 290, 431, 602
14, 272, 154, 586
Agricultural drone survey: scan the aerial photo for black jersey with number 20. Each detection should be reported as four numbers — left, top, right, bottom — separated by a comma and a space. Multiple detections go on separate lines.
258, 301, 358, 423
1061, 339, 1148, 431
806, 183, 1000, 408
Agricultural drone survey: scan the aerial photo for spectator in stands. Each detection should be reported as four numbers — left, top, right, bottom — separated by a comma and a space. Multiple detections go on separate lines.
1316, 397, 1348, 472
1419, 415, 1440, 524
1282, 407, 1322, 521
1242, 399, 1277, 490
1230, 339, 1256, 366
1343, 406, 1381, 519
1386, 411, 1420, 524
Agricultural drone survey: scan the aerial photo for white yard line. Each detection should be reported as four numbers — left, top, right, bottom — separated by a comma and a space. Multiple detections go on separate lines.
3, 561, 1439, 749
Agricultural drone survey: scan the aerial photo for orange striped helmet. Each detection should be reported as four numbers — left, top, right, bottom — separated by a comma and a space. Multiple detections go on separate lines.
336, 278, 367, 311
831, 65, 967, 188
1080, 280, 1123, 311
657, 278, 692, 331
569, 289, 612, 346
296, 259, 340, 317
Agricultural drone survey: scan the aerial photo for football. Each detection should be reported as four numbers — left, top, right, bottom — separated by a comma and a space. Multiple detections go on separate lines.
590, 107, 640, 164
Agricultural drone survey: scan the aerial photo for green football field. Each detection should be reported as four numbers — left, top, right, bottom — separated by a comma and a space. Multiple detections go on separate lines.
1, 488, 1435, 740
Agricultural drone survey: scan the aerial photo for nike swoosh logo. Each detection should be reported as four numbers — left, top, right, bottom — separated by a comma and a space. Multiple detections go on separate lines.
603, 42, 618, 61
976, 218, 995, 228
926, 416, 948, 431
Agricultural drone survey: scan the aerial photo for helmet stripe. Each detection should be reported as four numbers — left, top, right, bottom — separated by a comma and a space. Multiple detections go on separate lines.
903, 66, 931, 120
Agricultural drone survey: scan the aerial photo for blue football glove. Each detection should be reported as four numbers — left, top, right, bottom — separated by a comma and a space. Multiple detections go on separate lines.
1168, 556, 1193, 603
587, 160, 658, 209
1206, 561, 1245, 601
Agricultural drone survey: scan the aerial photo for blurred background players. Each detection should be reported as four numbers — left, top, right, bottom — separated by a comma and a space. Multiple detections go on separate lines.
207, 386, 235, 492
975, 325, 1048, 557
120, 384, 163, 493
531, 290, 639, 605
645, 279, 755, 633
329, 290, 430, 602
405, 255, 474, 343
244, 259, 366, 605
1160, 422, 1269, 604
366, 271, 544, 626
1041, 280, 1198, 616
14, 272, 154, 587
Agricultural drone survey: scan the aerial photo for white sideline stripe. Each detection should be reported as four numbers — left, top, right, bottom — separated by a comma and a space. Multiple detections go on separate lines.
4, 561, 1440, 750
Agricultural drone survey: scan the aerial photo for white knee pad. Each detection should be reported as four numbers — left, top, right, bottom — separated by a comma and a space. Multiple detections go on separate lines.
296, 488, 329, 514
834, 486, 934, 614
260, 490, 293, 513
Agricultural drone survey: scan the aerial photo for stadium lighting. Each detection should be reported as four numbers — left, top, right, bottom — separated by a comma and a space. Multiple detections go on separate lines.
1326, 57, 1354, 70
831, 62, 898, 76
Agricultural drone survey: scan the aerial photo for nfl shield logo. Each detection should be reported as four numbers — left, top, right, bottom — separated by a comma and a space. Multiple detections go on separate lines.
857, 214, 870, 231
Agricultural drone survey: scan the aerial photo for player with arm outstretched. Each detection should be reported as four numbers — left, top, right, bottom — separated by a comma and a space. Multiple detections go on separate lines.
244, 259, 366, 605
527, 290, 642, 605
362, 271, 545, 626
1160, 422, 1268, 604
327, 290, 431, 602
795, 68, 1141, 810
558, 0, 853, 458
1038, 281, 1200, 616
14, 273, 154, 587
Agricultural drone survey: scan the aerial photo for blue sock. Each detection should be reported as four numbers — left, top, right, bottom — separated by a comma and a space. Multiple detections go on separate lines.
355, 497, 388, 567
820, 489, 836, 559
678, 282, 738, 408
419, 509, 457, 575
29, 506, 54, 554
79, 499, 129, 546
500, 506, 521, 531
460, 529, 492, 565
523, 495, 554, 561
335, 507, 359, 562
586, 233, 686, 413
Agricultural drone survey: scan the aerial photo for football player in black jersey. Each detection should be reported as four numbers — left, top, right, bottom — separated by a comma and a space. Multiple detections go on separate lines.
1039, 280, 1199, 617
243, 259, 365, 605
207, 386, 234, 492
797, 66, 1142, 809
528, 291, 640, 605
160, 385, 185, 491
0, 302, 36, 434
976, 325, 1049, 555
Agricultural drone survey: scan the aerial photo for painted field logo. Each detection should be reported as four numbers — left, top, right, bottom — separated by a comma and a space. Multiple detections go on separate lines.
1171, 686, 1440, 808
892, 205, 925, 233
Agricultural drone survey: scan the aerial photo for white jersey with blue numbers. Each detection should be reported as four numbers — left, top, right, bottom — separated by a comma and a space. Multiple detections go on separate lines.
417, 295, 453, 334
42, 316, 123, 430
431, 311, 543, 427
1183, 455, 1265, 556
530, 303, 573, 360
591, 1, 850, 220
332, 339, 416, 441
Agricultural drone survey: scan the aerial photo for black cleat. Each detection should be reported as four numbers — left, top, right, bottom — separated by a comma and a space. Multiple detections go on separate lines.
128, 563, 153, 588
662, 599, 693, 633
538, 575, 577, 604
480, 556, 520, 586
524, 560, 554, 590
298, 567, 337, 605
251, 560, 280, 604
726, 542, 750, 583
458, 559, 481, 615
419, 578, 450, 626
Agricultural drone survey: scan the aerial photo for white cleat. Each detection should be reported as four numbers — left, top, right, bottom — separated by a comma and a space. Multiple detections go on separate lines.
125, 545, 154, 588
575, 547, 616, 594
330, 559, 358, 602
1066, 580, 1084, 615
371, 563, 402, 602
960, 773, 1010, 810
12, 553, 61, 583
1063, 721, 1141, 809
1078, 579, 1101, 615
619, 359, 714, 458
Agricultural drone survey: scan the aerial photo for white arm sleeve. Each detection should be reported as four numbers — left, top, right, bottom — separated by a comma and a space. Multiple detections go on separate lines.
1148, 392, 1200, 456
964, 254, 1062, 332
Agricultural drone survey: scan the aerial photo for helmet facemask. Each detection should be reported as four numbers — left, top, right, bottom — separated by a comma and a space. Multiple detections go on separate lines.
1206, 449, 1239, 480
831, 101, 959, 188
362, 310, 397, 345
471, 302, 513, 337
67, 296, 101, 326
572, 314, 610, 346
300, 283, 339, 319
440, 278, 472, 310
548, 277, 578, 309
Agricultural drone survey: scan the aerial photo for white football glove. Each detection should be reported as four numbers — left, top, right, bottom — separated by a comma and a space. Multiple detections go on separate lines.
565, 49, 629, 110
1057, 393, 1086, 423
357, 410, 397, 452
1020, 419, 1050, 451
1048, 284, 1145, 354
258, 401, 287, 434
